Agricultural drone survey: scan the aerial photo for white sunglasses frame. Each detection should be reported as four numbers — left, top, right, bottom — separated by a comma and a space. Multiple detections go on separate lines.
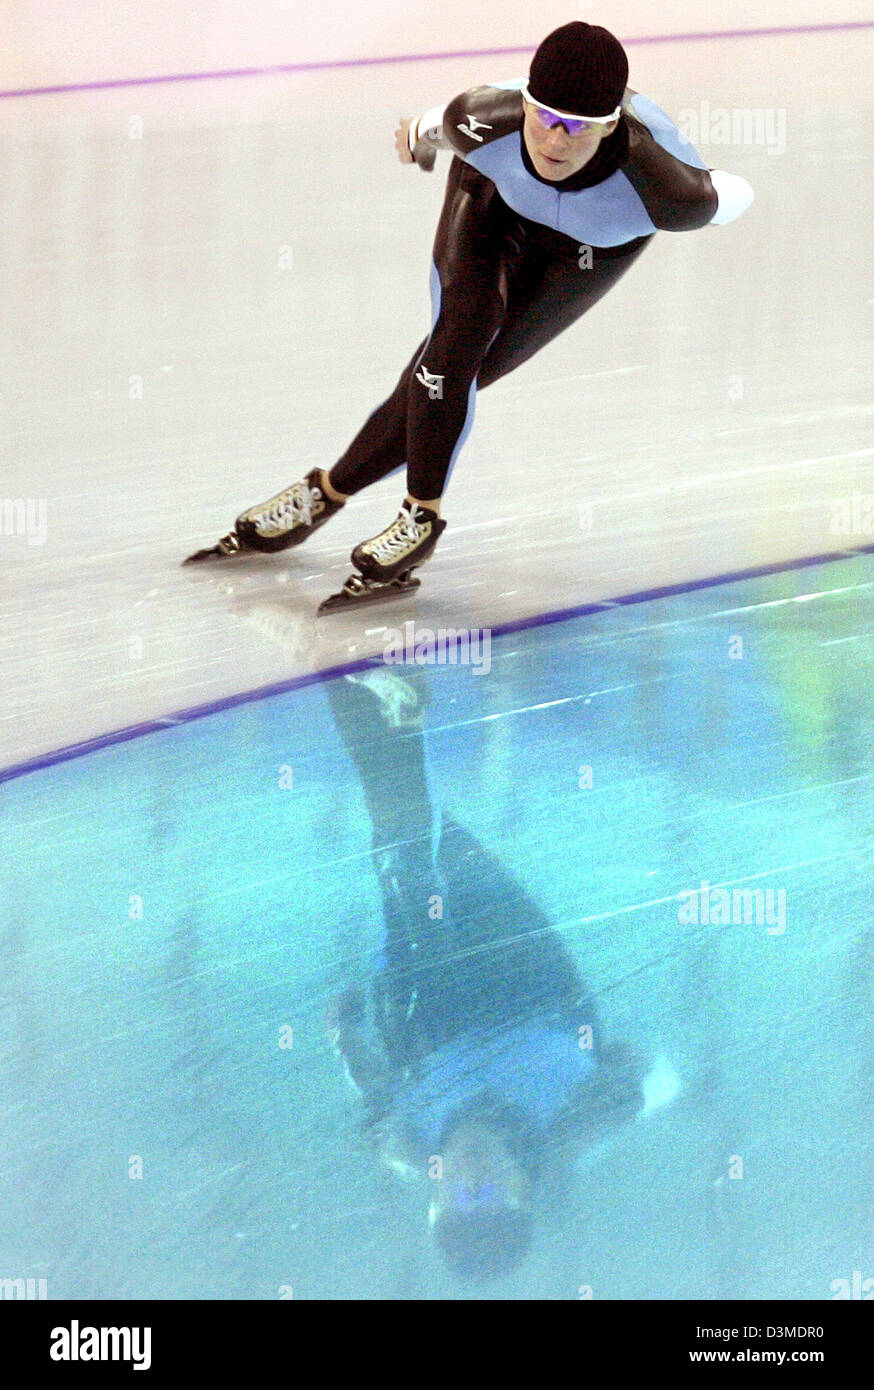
520, 83, 622, 128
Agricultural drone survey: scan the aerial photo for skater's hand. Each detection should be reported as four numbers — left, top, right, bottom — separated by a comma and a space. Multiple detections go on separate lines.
323, 987, 365, 1052
323, 998, 343, 1052
394, 117, 416, 164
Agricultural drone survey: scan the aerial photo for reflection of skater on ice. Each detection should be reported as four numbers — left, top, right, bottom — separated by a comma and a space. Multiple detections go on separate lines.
186, 21, 752, 610
323, 667, 680, 1281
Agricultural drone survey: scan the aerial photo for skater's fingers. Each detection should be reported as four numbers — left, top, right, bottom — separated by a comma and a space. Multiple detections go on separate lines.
394, 117, 415, 164
322, 1003, 342, 1048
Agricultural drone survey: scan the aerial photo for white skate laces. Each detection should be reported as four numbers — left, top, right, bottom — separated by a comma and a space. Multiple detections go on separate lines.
366, 505, 430, 564
249, 479, 321, 537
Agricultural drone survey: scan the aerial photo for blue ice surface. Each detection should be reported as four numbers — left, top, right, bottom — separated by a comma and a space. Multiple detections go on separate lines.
2, 553, 873, 1301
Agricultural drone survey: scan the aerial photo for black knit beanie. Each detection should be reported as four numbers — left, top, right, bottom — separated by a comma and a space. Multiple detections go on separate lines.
528, 22, 629, 117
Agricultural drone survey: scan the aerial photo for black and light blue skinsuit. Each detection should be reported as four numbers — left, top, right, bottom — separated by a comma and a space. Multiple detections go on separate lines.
329, 79, 753, 502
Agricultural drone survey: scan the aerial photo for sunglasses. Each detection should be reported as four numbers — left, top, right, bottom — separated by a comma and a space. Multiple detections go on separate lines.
521, 83, 621, 136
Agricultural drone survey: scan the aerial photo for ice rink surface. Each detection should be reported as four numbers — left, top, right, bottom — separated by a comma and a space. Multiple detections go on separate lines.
1, 26, 872, 768
1, 26, 873, 1299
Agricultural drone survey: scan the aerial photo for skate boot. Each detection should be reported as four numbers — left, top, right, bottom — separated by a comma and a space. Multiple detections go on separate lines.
317, 502, 446, 614
344, 668, 428, 730
351, 500, 446, 582
184, 468, 344, 563
234, 468, 344, 553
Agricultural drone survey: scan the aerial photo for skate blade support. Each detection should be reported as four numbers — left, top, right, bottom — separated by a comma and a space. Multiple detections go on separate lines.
184, 535, 423, 612
317, 569, 420, 615
183, 531, 242, 564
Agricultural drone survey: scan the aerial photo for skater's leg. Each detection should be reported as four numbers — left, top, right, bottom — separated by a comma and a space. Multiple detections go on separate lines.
322, 670, 443, 1067
342, 162, 511, 585
329, 174, 510, 505
402, 163, 510, 504
319, 252, 501, 594
316, 237, 650, 584
434, 819, 600, 1041
327, 336, 428, 497
328, 158, 511, 505
346, 254, 504, 586
343, 241, 634, 583
323, 671, 597, 1065
398, 264, 504, 508
477, 234, 652, 389
335, 251, 502, 514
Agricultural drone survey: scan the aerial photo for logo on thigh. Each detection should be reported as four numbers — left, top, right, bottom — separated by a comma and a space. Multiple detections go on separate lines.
416, 366, 444, 400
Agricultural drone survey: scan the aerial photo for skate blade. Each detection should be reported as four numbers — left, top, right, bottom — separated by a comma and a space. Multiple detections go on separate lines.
317, 571, 420, 615
182, 533, 243, 565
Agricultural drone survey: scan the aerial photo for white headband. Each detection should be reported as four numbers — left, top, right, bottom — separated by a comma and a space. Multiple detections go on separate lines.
521, 83, 621, 125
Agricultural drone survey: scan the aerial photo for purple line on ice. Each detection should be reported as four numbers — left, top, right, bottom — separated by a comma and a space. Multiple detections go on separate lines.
1, 541, 873, 786
0, 20, 872, 100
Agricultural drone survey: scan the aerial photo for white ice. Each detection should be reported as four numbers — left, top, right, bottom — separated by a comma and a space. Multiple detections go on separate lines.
0, 29, 871, 770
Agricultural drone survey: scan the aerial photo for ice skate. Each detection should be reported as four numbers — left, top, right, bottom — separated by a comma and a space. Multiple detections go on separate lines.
352, 501, 446, 582
344, 668, 428, 730
318, 500, 445, 614
184, 468, 344, 564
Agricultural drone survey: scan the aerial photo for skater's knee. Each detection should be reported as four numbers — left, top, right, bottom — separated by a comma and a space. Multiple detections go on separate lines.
426, 303, 504, 379
439, 274, 503, 328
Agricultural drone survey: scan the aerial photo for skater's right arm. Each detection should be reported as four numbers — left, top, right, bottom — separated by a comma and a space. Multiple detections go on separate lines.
325, 989, 395, 1123
396, 105, 453, 171
399, 104, 452, 155
397, 86, 520, 168
365, 1116, 422, 1182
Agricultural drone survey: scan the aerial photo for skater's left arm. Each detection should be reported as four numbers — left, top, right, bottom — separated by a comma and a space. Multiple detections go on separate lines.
620, 92, 754, 230
706, 169, 756, 225
565, 1041, 648, 1138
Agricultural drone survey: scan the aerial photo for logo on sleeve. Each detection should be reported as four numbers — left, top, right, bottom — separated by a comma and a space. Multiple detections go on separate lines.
457, 114, 493, 143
